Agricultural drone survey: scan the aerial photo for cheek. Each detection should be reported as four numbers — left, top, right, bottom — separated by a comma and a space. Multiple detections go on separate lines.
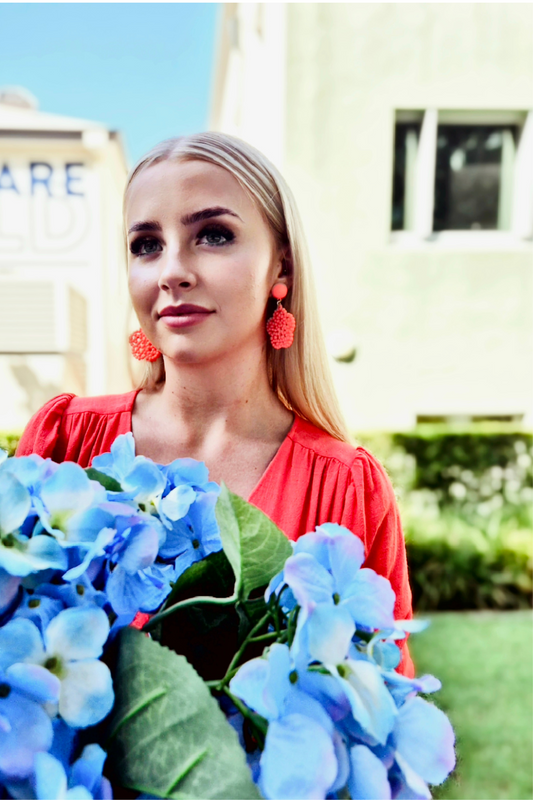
128, 266, 157, 317
222, 248, 272, 304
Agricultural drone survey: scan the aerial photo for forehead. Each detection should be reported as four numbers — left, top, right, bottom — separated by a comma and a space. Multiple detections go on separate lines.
126, 159, 260, 224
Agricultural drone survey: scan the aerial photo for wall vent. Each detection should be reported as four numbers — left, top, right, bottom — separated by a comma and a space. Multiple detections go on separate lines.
0, 280, 87, 354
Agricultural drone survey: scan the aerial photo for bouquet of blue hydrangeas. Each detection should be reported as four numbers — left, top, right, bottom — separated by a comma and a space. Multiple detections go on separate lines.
0, 433, 455, 800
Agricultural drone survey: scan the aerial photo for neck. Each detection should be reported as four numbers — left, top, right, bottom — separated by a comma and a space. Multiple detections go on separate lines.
154, 342, 289, 448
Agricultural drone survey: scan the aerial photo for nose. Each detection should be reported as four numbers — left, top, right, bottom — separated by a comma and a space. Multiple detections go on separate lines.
158, 246, 197, 292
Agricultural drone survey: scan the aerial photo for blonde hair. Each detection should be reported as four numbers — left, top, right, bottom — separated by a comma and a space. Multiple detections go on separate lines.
124, 132, 350, 443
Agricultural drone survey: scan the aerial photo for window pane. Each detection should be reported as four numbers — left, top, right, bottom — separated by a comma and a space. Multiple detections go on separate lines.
391, 123, 420, 231
433, 125, 517, 231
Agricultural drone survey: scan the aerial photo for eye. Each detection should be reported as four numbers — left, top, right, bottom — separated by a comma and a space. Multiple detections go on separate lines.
129, 237, 162, 256
197, 224, 235, 247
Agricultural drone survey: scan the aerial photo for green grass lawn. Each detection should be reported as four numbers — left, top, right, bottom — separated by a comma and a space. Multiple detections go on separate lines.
409, 610, 533, 800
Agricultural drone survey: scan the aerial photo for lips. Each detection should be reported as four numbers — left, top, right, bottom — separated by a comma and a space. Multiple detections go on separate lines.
158, 304, 214, 317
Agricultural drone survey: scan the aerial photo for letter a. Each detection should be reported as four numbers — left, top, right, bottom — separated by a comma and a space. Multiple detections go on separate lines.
0, 164, 19, 193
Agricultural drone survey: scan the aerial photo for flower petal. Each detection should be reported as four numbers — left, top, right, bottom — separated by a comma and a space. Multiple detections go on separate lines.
92, 432, 135, 481
306, 603, 355, 664
348, 744, 392, 800
59, 660, 114, 728
119, 522, 159, 574
34, 751, 68, 800
283, 552, 333, 619
393, 752, 431, 799
230, 644, 292, 721
395, 696, 456, 785
123, 458, 166, 503
159, 485, 196, 522
26, 534, 69, 572
0, 568, 21, 613
164, 458, 210, 489
40, 463, 95, 528
105, 563, 172, 616
0, 618, 44, 671
259, 713, 337, 800
0, 693, 53, 779
343, 569, 396, 630
7, 663, 60, 704
68, 743, 107, 795
0, 471, 31, 535
340, 660, 398, 745
45, 606, 110, 662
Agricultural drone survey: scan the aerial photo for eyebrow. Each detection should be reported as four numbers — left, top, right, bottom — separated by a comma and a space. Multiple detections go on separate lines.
180, 206, 242, 225
127, 206, 241, 235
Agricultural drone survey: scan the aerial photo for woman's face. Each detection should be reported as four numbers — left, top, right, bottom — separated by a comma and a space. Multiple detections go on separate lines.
126, 158, 287, 365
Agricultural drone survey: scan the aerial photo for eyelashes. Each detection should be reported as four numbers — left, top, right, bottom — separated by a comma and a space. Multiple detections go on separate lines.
129, 237, 161, 256
198, 222, 235, 247
129, 223, 235, 256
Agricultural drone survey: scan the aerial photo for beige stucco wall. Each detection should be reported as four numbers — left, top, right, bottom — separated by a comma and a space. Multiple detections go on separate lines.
0, 114, 132, 430
283, 3, 533, 430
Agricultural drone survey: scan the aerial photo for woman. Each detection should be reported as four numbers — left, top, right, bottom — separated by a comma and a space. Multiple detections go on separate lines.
17, 132, 414, 676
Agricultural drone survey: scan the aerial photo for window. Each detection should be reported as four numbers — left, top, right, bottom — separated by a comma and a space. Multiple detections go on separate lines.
391, 110, 533, 242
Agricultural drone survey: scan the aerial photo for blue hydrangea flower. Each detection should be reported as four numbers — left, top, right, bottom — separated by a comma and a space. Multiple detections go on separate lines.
157, 492, 222, 577
31, 745, 112, 800
291, 524, 397, 631
0, 471, 67, 578
346, 743, 392, 799
0, 662, 60, 779
268, 526, 398, 667
0, 609, 113, 729
389, 695, 456, 797
328, 659, 398, 747
105, 561, 174, 616
13, 590, 65, 634
1, 453, 51, 506
34, 463, 107, 545
92, 432, 166, 506
230, 644, 339, 799
0, 568, 21, 616
161, 457, 220, 497
35, 574, 107, 612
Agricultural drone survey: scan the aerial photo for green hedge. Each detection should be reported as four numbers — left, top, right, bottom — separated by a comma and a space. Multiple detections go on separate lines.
357, 428, 533, 611
407, 538, 532, 611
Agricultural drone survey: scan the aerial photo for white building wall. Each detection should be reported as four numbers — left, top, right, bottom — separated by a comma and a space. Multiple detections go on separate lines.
0, 97, 131, 430
211, 3, 533, 431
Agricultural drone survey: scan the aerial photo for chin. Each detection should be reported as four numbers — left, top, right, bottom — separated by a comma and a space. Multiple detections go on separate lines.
163, 342, 221, 365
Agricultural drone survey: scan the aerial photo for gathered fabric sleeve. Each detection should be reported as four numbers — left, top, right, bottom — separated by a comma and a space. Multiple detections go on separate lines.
341, 449, 414, 677
15, 394, 75, 459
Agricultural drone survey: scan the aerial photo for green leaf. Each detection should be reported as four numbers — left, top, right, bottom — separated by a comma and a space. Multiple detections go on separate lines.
215, 484, 293, 601
166, 550, 236, 608
84, 468, 123, 493
106, 628, 261, 799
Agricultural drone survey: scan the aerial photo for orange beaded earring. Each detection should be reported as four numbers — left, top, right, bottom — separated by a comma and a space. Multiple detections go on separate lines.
129, 329, 161, 362
266, 284, 296, 349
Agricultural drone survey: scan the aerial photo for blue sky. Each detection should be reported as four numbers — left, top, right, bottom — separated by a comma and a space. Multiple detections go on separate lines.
0, 3, 220, 166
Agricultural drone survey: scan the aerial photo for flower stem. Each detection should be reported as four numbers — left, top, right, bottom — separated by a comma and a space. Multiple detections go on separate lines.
222, 686, 268, 748
213, 611, 272, 690
249, 632, 278, 644
142, 592, 237, 632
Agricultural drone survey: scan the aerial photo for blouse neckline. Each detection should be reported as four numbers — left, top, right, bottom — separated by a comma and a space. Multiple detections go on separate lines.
129, 388, 299, 503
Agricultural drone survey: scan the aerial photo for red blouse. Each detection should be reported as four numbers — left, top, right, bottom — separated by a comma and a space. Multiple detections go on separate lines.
17, 390, 414, 676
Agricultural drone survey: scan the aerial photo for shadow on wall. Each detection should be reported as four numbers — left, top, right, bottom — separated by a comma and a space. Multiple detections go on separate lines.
10, 358, 62, 418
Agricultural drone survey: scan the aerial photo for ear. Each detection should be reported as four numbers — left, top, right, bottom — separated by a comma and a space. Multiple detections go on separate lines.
274, 247, 293, 290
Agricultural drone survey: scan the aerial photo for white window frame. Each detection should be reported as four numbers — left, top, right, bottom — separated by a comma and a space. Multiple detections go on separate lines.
390, 108, 533, 249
